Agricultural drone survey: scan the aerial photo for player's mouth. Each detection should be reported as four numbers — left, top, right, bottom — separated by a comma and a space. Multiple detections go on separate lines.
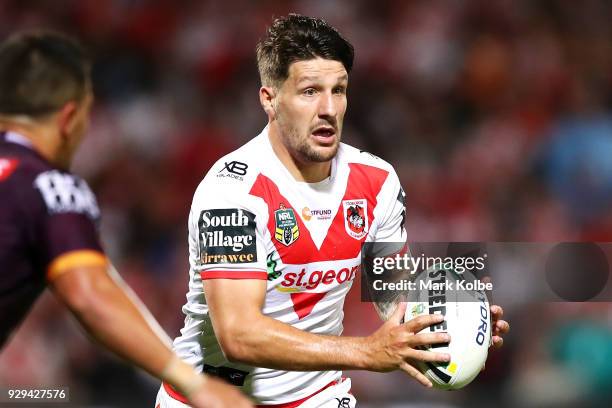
311, 126, 336, 145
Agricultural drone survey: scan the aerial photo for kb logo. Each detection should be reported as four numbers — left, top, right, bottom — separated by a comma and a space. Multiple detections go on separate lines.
219, 161, 248, 176
335, 397, 352, 408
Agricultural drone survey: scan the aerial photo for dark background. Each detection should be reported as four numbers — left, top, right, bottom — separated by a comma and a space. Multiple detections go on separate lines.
1, 0, 612, 407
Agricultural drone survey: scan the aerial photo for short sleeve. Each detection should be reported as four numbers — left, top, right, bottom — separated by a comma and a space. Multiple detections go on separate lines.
188, 181, 268, 280
27, 170, 106, 280
373, 169, 407, 243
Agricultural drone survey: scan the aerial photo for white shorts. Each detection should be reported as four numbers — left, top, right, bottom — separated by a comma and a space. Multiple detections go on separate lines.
154, 377, 356, 408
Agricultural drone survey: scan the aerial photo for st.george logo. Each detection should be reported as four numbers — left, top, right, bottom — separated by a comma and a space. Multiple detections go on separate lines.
274, 204, 299, 246
343, 199, 368, 239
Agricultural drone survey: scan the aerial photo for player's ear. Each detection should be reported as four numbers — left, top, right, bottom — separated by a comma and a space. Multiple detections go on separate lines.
56, 101, 79, 139
259, 86, 277, 118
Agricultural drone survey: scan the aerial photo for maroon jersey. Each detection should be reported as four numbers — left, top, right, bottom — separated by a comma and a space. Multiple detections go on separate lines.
0, 131, 105, 348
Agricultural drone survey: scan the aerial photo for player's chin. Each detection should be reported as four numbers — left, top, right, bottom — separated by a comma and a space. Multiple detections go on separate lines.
309, 141, 339, 162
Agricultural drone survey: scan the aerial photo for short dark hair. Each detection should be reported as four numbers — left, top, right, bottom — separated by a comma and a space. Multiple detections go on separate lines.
0, 31, 91, 117
256, 14, 354, 87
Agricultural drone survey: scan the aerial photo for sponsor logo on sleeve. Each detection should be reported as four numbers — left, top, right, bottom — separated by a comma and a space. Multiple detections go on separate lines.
335, 397, 352, 408
274, 204, 299, 246
34, 170, 100, 219
217, 161, 248, 181
343, 199, 368, 239
197, 208, 257, 264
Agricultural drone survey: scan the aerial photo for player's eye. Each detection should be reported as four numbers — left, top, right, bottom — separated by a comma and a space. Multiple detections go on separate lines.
333, 86, 346, 95
303, 88, 317, 96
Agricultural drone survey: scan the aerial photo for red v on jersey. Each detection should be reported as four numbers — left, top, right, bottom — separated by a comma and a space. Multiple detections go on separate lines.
250, 163, 389, 264
290, 292, 327, 319
250, 163, 388, 319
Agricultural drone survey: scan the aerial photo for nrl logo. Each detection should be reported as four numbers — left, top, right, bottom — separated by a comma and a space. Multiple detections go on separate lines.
274, 203, 299, 246
343, 199, 368, 239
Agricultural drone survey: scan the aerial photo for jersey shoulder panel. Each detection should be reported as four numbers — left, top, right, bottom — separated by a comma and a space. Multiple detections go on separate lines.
1, 141, 100, 217
187, 136, 270, 277
0, 142, 104, 274
193, 135, 266, 206
1, 144, 61, 217
337, 143, 405, 242
336, 142, 400, 201
337, 142, 397, 174
0, 141, 53, 181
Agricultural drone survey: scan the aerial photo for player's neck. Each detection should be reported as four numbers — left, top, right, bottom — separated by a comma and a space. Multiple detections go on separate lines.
268, 125, 331, 183
0, 119, 67, 168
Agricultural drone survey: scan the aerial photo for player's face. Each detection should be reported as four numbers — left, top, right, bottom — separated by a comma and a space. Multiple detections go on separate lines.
274, 58, 348, 163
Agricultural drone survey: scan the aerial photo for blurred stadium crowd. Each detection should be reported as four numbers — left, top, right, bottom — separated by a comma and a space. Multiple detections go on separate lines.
1, 0, 612, 407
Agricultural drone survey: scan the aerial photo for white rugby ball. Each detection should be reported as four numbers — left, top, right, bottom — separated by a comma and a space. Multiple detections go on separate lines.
405, 266, 491, 390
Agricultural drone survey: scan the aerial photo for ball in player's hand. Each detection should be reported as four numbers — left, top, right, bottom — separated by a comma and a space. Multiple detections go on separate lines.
406, 267, 491, 390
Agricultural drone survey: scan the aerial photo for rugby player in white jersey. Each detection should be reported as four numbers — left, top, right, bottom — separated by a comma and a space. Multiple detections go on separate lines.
156, 14, 509, 407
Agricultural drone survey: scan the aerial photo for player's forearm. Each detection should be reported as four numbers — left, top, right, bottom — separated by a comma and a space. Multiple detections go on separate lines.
217, 313, 373, 371
52, 266, 211, 397
59, 270, 175, 376
50, 271, 212, 398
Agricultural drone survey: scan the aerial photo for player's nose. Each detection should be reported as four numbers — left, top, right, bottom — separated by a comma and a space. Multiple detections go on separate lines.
317, 91, 337, 119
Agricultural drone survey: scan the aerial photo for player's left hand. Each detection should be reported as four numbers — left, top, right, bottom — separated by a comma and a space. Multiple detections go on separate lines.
490, 305, 509, 349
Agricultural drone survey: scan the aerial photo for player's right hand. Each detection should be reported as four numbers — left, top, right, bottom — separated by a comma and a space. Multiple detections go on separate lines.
365, 302, 451, 387
187, 376, 253, 408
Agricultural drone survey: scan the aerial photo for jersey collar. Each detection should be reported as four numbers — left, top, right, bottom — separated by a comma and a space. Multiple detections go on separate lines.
3, 131, 34, 149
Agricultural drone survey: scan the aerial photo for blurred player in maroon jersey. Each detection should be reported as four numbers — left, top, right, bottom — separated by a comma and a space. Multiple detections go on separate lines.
0, 31, 251, 408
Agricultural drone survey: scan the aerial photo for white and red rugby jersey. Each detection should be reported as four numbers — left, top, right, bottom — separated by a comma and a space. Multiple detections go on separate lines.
173, 126, 406, 404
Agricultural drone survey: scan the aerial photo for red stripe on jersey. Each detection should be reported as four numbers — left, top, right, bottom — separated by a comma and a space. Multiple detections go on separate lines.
0, 158, 19, 181
250, 173, 316, 263
249, 163, 389, 264
290, 292, 327, 320
163, 382, 189, 404
319, 163, 389, 259
200, 270, 268, 280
